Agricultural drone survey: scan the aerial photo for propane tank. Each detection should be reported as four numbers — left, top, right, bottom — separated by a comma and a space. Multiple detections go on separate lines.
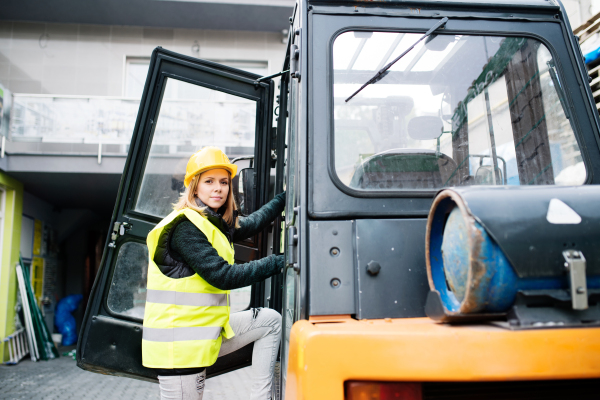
426, 186, 600, 315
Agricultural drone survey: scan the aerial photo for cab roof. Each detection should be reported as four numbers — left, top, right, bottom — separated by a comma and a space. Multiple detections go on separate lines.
308, 0, 561, 10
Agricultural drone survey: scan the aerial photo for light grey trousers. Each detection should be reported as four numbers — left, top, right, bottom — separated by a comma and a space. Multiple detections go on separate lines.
158, 308, 282, 400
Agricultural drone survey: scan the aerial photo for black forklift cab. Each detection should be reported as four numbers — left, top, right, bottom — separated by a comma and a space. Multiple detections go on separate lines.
78, 0, 600, 397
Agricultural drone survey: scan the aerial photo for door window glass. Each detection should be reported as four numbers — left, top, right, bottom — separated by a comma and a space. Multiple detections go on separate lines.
106, 242, 251, 318
134, 77, 257, 218
332, 33, 586, 191
107, 242, 149, 319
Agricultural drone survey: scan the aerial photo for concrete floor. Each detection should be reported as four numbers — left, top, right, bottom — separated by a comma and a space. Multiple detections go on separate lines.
0, 349, 252, 400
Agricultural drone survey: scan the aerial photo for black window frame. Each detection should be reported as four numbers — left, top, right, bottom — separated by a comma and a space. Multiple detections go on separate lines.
126, 63, 271, 225
308, 12, 600, 219
77, 47, 276, 382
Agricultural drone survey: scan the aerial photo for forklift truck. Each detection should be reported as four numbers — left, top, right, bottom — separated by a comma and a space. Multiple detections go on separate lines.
78, 0, 600, 398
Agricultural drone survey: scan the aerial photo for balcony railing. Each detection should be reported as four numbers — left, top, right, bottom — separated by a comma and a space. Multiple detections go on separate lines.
9, 94, 255, 157
10, 95, 138, 156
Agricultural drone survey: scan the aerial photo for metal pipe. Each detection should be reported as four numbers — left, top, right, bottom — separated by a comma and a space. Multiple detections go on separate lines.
483, 88, 500, 185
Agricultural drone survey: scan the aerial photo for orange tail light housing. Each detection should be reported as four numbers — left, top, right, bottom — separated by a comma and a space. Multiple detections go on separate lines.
345, 381, 423, 400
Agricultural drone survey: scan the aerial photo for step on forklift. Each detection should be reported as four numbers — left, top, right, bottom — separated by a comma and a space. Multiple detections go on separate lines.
78, 1, 600, 399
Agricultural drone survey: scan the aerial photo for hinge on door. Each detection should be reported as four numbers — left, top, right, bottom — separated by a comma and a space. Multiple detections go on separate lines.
290, 44, 301, 81
286, 206, 300, 228
286, 225, 299, 272
286, 206, 301, 272
291, 28, 301, 81
108, 221, 133, 248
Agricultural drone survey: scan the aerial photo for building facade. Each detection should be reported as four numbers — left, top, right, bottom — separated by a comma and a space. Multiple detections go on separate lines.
0, 0, 291, 362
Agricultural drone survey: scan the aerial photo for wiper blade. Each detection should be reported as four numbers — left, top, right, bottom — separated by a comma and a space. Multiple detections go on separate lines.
345, 17, 449, 103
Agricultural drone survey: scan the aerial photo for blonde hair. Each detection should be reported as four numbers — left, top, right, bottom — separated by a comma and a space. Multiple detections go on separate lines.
174, 170, 240, 228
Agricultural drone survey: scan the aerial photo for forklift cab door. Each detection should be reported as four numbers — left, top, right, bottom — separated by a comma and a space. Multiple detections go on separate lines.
77, 47, 275, 381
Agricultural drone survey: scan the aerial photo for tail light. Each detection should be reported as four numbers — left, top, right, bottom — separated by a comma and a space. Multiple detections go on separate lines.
345, 381, 423, 400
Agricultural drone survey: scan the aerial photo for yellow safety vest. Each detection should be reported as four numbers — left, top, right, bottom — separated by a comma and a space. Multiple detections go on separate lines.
142, 208, 235, 369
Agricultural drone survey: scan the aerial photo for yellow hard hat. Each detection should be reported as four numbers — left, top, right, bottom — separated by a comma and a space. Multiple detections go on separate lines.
184, 147, 238, 187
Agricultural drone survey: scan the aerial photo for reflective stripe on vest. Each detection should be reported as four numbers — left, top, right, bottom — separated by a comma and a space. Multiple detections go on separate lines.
142, 208, 235, 369
143, 326, 223, 342
146, 289, 229, 307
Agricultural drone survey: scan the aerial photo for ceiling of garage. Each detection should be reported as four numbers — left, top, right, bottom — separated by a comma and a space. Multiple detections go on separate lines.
0, 0, 295, 32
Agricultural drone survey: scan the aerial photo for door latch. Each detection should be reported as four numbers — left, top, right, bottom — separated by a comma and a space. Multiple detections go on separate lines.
563, 250, 588, 310
108, 221, 133, 248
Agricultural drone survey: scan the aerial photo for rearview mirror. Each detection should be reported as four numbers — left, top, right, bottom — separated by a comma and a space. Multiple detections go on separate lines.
407, 116, 444, 140
232, 168, 255, 216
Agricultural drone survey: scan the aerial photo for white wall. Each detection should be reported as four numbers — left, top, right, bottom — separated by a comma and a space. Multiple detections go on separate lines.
563, 0, 600, 29
0, 21, 287, 96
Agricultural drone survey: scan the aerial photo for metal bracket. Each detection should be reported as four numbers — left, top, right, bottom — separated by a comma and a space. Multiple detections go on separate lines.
290, 44, 301, 80
285, 206, 299, 229
563, 250, 588, 310
108, 221, 133, 248
254, 69, 290, 87
504, 289, 600, 330
286, 225, 298, 269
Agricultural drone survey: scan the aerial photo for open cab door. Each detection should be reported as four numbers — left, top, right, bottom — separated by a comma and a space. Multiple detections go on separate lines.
77, 47, 275, 381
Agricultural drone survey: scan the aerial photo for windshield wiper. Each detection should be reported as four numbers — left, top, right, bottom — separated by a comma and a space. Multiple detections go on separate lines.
345, 17, 449, 103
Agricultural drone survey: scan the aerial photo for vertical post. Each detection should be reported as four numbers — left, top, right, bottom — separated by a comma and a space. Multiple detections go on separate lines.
98, 142, 102, 164
483, 89, 499, 185
482, 37, 499, 185
451, 114, 470, 185
0, 175, 23, 364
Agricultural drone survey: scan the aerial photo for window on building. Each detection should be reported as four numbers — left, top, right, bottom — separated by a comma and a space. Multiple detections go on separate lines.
124, 57, 151, 99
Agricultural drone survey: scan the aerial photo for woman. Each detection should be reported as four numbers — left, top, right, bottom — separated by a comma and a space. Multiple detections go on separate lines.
142, 147, 285, 400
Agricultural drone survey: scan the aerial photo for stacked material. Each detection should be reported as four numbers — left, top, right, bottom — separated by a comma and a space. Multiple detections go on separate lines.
15, 258, 59, 361
576, 12, 600, 113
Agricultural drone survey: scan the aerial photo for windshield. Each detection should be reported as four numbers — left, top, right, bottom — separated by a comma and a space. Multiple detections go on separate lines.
333, 32, 586, 191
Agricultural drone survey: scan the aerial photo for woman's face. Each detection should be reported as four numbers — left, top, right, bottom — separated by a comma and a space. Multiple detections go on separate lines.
196, 168, 230, 211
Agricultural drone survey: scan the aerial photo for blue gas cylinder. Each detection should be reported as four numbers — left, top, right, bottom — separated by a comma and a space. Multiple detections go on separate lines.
427, 187, 600, 315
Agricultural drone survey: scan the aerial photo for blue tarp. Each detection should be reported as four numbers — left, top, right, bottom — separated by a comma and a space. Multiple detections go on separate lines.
55, 294, 83, 346
584, 46, 600, 64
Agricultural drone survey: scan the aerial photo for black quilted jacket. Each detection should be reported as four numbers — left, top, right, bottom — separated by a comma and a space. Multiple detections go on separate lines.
153, 192, 286, 290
